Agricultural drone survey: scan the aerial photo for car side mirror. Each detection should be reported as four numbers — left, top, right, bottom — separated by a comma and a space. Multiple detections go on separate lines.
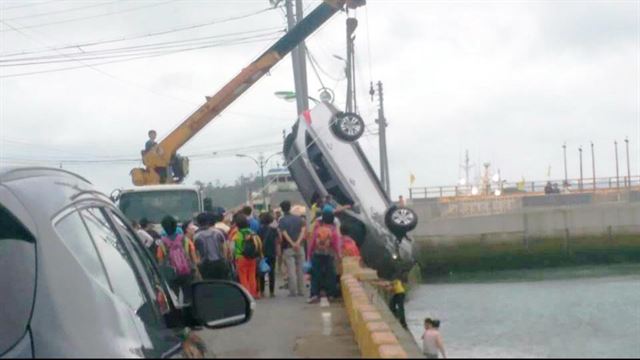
190, 281, 254, 329
110, 189, 121, 203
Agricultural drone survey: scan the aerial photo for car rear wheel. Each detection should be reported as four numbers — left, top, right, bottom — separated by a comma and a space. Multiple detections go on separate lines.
331, 112, 365, 142
385, 206, 418, 238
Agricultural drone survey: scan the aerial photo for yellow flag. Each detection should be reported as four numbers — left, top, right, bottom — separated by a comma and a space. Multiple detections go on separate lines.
409, 173, 416, 186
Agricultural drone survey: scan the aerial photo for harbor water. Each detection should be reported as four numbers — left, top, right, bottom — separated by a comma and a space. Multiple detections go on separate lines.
405, 264, 640, 358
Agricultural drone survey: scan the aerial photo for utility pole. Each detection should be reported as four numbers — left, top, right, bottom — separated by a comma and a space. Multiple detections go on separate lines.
615, 140, 620, 189
258, 153, 267, 211
625, 137, 631, 187
579, 146, 583, 191
295, 0, 309, 111
285, 0, 309, 115
373, 81, 390, 195
345, 16, 357, 112
591, 142, 596, 191
459, 149, 474, 192
562, 143, 568, 187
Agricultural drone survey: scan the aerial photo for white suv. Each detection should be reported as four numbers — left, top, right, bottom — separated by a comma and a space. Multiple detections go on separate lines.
284, 103, 418, 279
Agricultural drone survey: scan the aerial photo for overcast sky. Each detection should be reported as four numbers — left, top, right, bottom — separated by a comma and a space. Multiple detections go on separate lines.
1, 0, 638, 200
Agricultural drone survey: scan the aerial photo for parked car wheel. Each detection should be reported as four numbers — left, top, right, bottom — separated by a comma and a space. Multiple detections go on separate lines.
385, 206, 418, 237
331, 112, 365, 142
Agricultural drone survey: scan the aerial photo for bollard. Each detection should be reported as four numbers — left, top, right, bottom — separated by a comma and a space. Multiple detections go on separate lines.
355, 268, 379, 281
366, 331, 399, 358
357, 310, 382, 352
352, 304, 377, 345
360, 321, 392, 356
378, 345, 408, 359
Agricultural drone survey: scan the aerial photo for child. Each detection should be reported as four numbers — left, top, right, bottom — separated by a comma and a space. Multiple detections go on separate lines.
422, 318, 447, 359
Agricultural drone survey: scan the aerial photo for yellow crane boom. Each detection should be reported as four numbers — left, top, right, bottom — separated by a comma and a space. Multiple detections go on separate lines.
131, 0, 365, 186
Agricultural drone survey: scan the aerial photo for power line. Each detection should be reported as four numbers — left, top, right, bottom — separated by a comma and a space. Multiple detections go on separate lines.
4, 1, 120, 21
0, 35, 280, 78
306, 45, 345, 82
0, 140, 284, 164
0, 6, 280, 57
0, 0, 174, 33
0, 0, 57, 11
0, 30, 285, 66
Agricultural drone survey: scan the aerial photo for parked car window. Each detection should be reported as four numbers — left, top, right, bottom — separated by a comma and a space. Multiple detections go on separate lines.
109, 212, 171, 317
55, 211, 110, 289
0, 205, 36, 355
80, 207, 148, 313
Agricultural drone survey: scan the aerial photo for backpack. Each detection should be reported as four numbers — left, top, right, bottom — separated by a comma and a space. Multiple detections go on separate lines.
242, 232, 259, 259
161, 234, 192, 276
315, 224, 334, 254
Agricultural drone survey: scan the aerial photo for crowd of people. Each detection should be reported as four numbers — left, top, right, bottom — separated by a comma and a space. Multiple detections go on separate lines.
132, 196, 361, 304
132, 196, 448, 358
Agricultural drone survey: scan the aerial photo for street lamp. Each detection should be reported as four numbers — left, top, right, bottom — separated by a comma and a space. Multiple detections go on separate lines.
236, 152, 283, 210
274, 90, 321, 104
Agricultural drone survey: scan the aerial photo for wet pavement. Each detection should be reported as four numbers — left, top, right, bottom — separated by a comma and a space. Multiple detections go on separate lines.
197, 285, 360, 358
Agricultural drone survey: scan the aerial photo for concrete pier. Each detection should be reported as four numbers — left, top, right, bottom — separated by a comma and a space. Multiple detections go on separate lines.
198, 286, 360, 358
199, 258, 421, 358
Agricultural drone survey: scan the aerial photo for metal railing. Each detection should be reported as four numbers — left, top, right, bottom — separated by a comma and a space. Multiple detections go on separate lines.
409, 175, 640, 200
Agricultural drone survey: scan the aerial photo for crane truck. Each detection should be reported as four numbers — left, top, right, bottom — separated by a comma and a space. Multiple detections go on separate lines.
114, 0, 366, 225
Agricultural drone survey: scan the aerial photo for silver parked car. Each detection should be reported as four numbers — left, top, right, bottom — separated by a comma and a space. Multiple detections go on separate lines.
0, 167, 253, 358
284, 103, 418, 279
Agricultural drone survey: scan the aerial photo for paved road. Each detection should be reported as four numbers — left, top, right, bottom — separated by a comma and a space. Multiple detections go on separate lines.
198, 286, 360, 358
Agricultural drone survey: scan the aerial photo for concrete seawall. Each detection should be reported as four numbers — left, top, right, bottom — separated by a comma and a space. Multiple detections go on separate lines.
340, 257, 422, 358
409, 190, 640, 275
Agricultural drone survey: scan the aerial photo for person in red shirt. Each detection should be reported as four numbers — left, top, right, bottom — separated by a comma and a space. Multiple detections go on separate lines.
307, 209, 342, 303
340, 224, 361, 258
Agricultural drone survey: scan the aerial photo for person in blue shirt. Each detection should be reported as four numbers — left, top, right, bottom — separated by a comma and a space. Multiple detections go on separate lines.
242, 206, 260, 233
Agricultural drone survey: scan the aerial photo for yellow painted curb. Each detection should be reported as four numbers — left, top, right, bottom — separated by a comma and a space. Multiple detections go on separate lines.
378, 345, 408, 359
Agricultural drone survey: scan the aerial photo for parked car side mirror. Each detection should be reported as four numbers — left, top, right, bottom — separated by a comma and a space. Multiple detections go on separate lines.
110, 189, 121, 203
190, 281, 254, 329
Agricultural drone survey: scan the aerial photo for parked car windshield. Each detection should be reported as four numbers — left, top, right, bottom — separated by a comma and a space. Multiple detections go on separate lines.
119, 190, 199, 223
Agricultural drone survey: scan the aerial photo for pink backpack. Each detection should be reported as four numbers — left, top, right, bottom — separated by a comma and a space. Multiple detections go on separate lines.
162, 234, 191, 276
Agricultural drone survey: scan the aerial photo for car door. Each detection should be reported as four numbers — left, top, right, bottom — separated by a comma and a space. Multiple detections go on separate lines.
78, 206, 182, 358
0, 201, 37, 358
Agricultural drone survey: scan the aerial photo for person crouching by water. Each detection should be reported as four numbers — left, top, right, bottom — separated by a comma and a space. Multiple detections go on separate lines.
422, 318, 447, 359
307, 208, 341, 303
233, 214, 262, 299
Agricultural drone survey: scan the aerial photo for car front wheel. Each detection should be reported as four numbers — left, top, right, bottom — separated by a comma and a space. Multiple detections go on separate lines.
385, 206, 418, 238
331, 112, 365, 142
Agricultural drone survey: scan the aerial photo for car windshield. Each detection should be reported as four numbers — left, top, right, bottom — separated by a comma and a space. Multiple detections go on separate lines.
119, 190, 199, 224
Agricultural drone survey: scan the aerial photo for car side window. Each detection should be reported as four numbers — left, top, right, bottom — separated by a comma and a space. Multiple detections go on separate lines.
0, 205, 36, 356
80, 207, 149, 315
55, 211, 110, 290
108, 212, 171, 317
